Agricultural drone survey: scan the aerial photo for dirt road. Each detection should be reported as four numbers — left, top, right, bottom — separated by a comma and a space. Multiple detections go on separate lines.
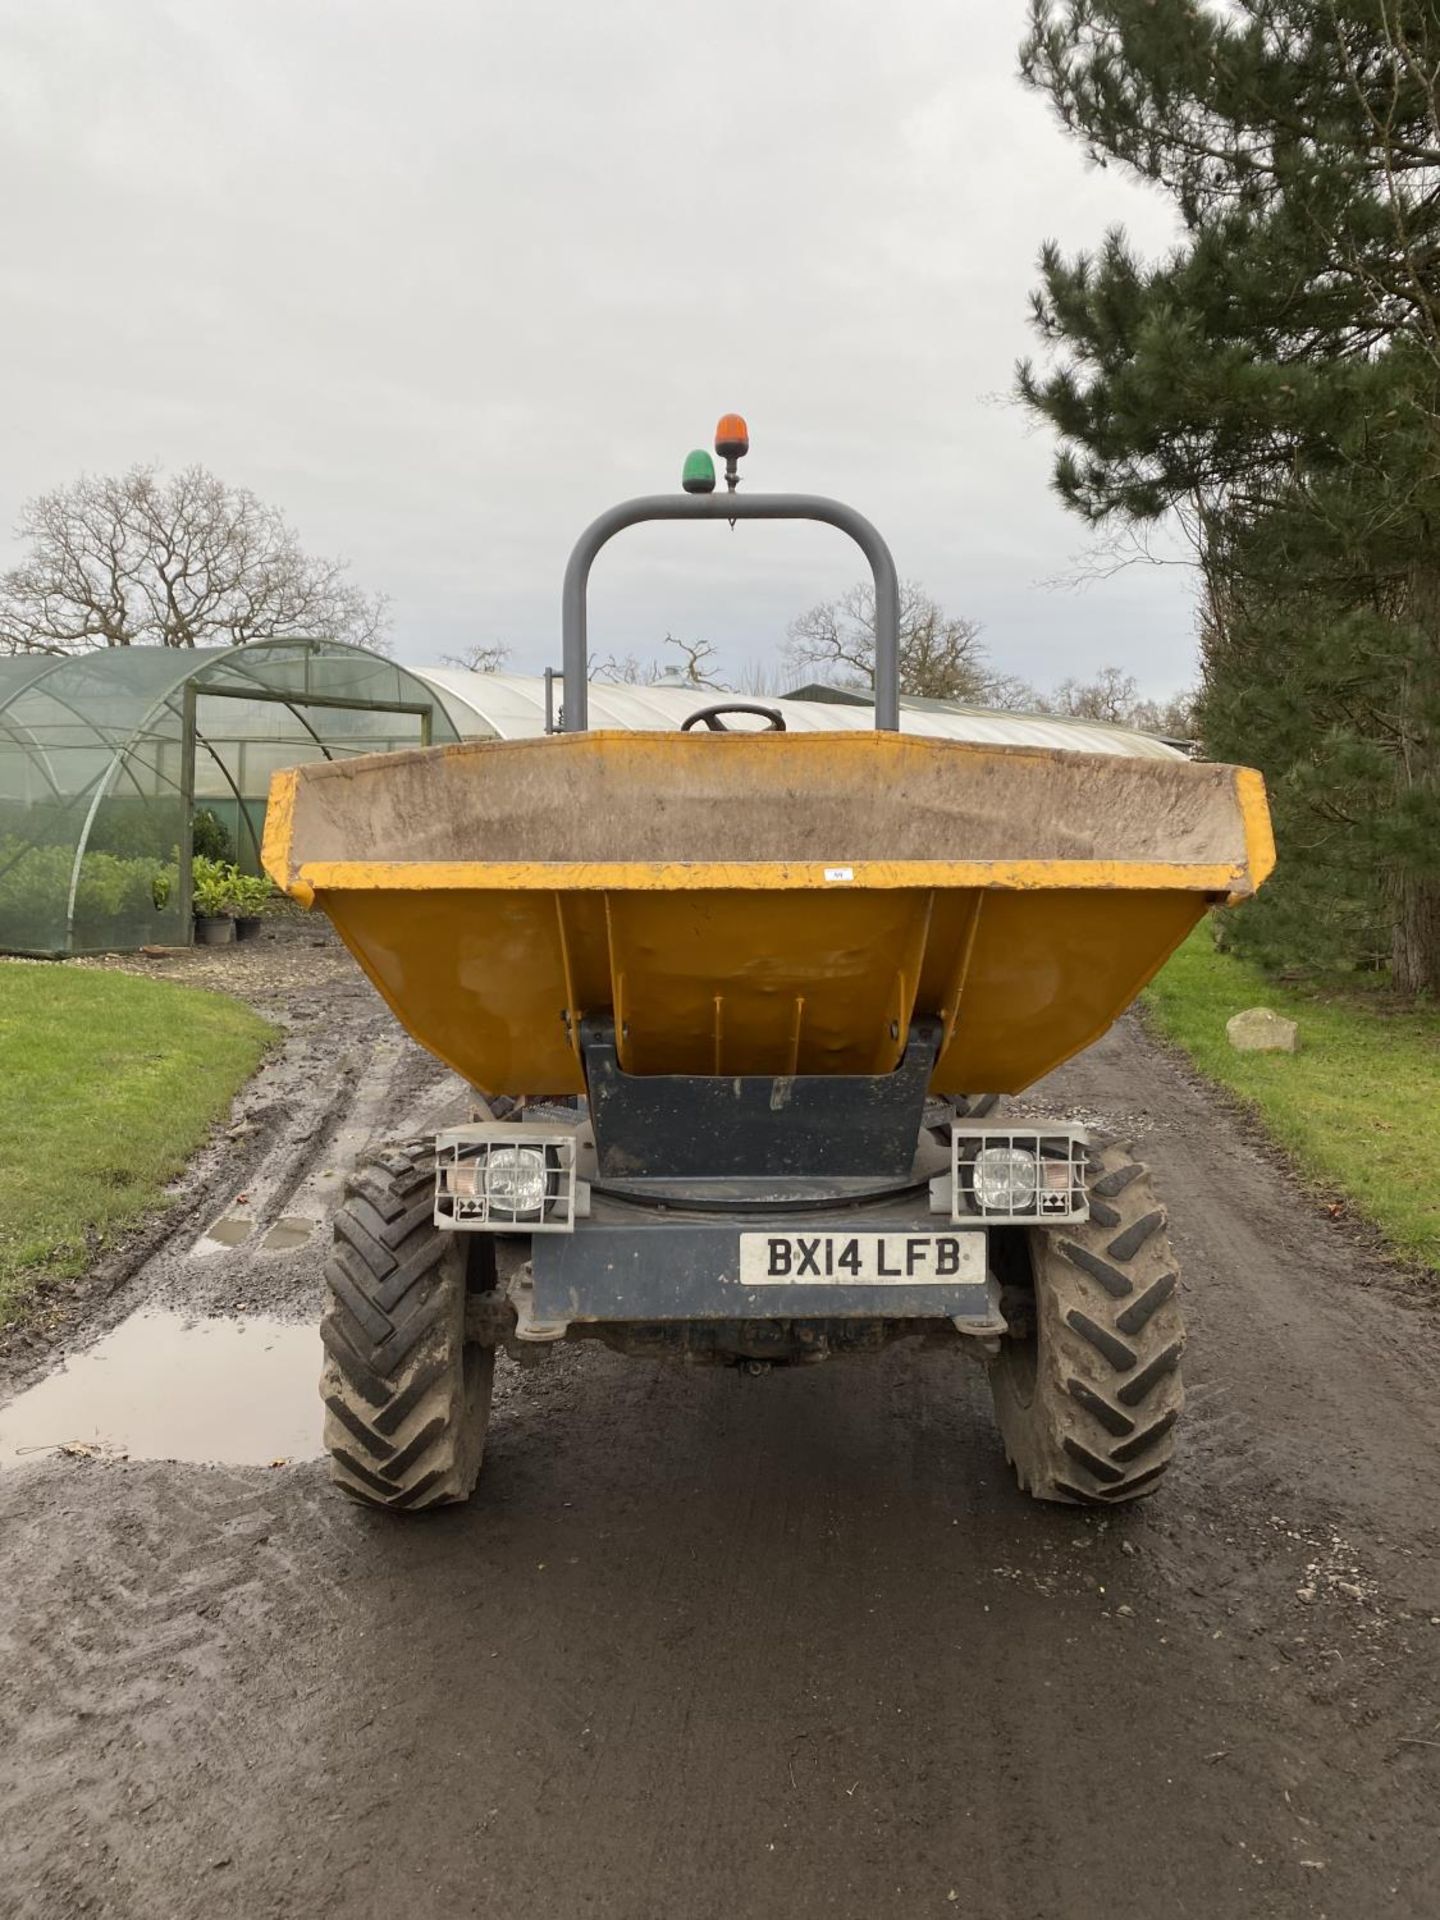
2, 949, 1438, 1920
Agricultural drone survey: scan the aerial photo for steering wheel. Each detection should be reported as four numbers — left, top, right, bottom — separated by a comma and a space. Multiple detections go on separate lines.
680, 703, 787, 733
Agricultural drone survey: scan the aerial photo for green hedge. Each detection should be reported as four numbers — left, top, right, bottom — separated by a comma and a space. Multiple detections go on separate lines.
0, 839, 179, 953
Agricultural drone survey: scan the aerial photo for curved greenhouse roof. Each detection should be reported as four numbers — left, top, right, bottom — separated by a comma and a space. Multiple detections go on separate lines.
0, 639, 457, 956
414, 669, 1184, 759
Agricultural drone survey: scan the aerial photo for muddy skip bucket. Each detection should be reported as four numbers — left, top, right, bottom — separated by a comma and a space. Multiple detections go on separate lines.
263, 729, 1273, 1100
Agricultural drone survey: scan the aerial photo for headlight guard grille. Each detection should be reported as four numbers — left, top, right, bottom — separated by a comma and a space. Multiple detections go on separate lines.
433, 1125, 579, 1232
948, 1126, 1089, 1223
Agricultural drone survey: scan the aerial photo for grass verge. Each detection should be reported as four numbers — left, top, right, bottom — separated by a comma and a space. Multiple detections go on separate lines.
0, 964, 274, 1325
1143, 926, 1440, 1275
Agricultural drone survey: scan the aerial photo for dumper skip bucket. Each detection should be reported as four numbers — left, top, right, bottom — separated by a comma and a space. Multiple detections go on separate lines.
264, 474, 1273, 1098
264, 725, 1272, 1098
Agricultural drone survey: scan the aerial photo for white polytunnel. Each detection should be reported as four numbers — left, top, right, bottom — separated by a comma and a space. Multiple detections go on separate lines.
410, 670, 1185, 760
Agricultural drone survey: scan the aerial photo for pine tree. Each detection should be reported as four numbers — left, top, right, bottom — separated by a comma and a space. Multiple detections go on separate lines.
1017, 0, 1440, 991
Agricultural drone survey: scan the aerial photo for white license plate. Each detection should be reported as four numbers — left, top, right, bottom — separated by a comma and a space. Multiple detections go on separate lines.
738, 1231, 984, 1286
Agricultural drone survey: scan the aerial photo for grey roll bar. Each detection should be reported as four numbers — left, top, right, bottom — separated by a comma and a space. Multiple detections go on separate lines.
560, 492, 901, 733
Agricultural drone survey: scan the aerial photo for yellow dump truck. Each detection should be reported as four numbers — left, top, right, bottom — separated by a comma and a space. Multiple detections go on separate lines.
264, 421, 1274, 1512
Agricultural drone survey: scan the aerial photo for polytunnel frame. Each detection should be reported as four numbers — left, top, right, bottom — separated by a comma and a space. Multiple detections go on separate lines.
0, 639, 450, 956
178, 678, 435, 881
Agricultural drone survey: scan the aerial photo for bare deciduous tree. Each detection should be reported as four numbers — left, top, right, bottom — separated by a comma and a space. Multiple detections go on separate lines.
979, 671, 1045, 712
783, 581, 990, 702
589, 649, 661, 685
591, 634, 722, 687
1127, 689, 1198, 738
0, 464, 388, 655
443, 640, 510, 673
730, 657, 788, 697
1039, 665, 1141, 725
662, 634, 722, 686
1033, 665, 1196, 736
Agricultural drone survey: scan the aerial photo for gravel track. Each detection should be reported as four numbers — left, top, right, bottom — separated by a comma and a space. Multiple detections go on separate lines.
1, 941, 1438, 1920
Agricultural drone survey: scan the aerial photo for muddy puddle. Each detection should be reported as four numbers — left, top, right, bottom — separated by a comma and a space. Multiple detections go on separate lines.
190, 1212, 317, 1257
192, 1214, 257, 1252
0, 1312, 323, 1468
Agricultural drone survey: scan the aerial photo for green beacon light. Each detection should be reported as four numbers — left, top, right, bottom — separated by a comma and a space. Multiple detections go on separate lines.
681, 449, 716, 495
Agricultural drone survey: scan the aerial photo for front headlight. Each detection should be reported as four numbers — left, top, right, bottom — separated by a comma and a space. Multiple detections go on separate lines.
436, 1130, 579, 1232
972, 1145, 1038, 1214
481, 1144, 549, 1219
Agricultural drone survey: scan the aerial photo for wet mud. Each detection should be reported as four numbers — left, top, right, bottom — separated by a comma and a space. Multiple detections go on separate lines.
1, 936, 1438, 1920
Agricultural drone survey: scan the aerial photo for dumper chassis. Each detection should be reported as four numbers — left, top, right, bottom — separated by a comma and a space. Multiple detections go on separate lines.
265, 419, 1272, 1515
321, 1125, 1185, 1511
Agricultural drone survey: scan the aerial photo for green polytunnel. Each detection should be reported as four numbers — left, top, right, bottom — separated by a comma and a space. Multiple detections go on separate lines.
0, 639, 459, 957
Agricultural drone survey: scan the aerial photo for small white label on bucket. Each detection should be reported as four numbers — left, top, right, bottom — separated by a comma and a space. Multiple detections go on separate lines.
823, 866, 855, 883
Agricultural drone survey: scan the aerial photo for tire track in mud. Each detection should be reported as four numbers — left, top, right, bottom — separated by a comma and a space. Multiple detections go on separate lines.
0, 1461, 365, 1919
4, 1008, 1440, 1917
139, 1025, 463, 1322
244, 1027, 462, 1235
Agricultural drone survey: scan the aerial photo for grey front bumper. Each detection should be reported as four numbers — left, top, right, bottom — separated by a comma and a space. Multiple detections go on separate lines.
530, 1214, 1000, 1328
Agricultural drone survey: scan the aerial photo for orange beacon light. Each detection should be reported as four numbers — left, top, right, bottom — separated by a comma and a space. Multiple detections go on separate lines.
714, 413, 749, 461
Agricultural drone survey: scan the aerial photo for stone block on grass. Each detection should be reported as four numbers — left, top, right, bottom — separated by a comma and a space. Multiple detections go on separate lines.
1226, 1007, 1300, 1053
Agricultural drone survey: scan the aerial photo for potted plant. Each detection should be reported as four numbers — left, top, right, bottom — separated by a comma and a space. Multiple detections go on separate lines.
232, 870, 274, 940
192, 855, 236, 945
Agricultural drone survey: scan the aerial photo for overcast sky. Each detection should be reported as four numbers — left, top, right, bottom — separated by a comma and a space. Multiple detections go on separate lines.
0, 1, 1192, 695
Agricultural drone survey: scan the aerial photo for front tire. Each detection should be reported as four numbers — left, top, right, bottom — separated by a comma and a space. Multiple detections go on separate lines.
320, 1144, 496, 1511
989, 1142, 1185, 1505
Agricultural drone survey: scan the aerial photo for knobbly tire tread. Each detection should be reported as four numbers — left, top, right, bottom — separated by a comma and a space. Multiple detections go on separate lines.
989, 1141, 1185, 1506
320, 1141, 496, 1511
